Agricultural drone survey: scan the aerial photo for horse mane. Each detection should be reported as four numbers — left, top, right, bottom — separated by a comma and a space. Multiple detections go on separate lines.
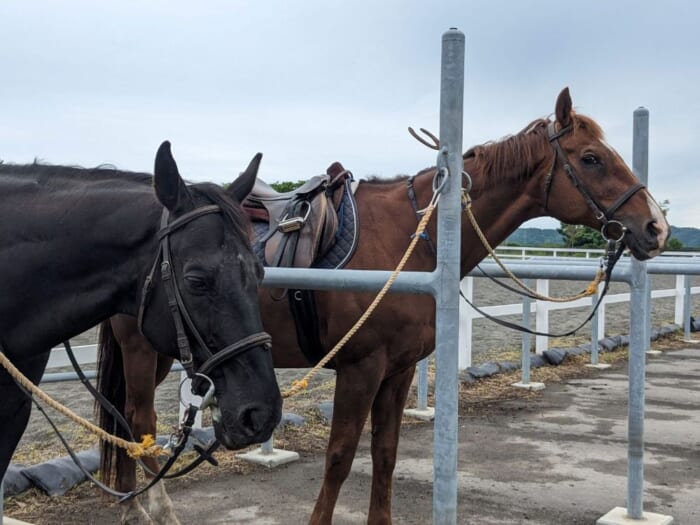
0, 161, 250, 236
463, 111, 604, 185
0, 161, 153, 186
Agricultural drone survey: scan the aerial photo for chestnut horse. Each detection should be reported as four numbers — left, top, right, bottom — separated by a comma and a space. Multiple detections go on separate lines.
96, 88, 669, 524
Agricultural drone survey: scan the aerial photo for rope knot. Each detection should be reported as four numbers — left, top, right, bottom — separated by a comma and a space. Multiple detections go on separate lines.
127, 434, 167, 459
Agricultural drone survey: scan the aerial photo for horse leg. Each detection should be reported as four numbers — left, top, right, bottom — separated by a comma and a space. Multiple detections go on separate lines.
117, 325, 179, 525
114, 339, 159, 525
309, 359, 384, 525
367, 366, 416, 525
0, 351, 50, 479
141, 353, 180, 525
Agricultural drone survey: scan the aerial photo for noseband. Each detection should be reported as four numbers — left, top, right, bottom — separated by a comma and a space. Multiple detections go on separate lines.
543, 122, 645, 241
137, 205, 271, 396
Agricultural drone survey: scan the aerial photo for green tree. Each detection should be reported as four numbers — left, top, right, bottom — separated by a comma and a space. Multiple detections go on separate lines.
270, 180, 306, 192
666, 238, 684, 251
557, 223, 606, 248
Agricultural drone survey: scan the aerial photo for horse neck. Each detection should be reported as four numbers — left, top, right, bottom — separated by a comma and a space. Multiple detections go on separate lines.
458, 128, 553, 277
0, 172, 160, 353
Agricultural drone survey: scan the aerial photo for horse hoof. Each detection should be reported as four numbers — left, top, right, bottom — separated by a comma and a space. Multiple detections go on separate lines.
121, 498, 154, 525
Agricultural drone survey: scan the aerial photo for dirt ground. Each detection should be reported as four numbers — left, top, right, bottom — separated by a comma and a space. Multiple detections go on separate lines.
3, 275, 699, 524
5, 336, 700, 524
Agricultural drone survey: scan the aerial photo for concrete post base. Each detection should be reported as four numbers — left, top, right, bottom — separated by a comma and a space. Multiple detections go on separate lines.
4, 518, 35, 525
597, 507, 673, 525
404, 407, 435, 421
511, 381, 545, 391
586, 363, 612, 369
236, 447, 300, 468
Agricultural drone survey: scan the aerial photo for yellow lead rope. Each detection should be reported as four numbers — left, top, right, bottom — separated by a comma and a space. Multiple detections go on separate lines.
464, 197, 603, 302
0, 351, 165, 458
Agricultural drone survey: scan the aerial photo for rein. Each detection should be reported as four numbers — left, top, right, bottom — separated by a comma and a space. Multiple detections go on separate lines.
461, 241, 625, 338
60, 341, 220, 501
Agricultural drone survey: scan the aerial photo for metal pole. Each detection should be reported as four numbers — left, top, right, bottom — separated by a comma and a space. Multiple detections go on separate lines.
683, 275, 692, 341
627, 106, 649, 519
433, 28, 464, 525
260, 436, 273, 455
590, 292, 600, 365
521, 281, 532, 384
417, 358, 429, 411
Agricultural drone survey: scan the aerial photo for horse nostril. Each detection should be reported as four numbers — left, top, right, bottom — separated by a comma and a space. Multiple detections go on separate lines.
239, 404, 271, 436
646, 220, 659, 239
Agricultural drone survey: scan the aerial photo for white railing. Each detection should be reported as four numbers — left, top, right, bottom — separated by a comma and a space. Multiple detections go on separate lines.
494, 245, 700, 260
44, 274, 698, 375
457, 273, 699, 368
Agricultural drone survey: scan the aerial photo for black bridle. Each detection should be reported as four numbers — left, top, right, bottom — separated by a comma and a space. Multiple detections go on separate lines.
543, 121, 646, 242
137, 205, 272, 398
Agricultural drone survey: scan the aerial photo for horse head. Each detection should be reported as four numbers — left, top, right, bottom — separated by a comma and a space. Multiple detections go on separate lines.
541, 88, 669, 259
141, 142, 281, 449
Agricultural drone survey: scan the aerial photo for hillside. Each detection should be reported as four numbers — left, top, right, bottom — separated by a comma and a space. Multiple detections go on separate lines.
506, 226, 700, 248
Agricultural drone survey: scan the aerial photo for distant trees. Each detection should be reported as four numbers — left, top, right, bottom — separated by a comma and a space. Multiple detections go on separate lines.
557, 224, 606, 249
557, 198, 691, 251
269, 180, 306, 192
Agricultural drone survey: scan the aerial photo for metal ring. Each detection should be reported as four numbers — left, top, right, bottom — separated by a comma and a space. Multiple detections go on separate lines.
432, 167, 449, 195
178, 373, 216, 410
600, 220, 627, 243
461, 170, 473, 193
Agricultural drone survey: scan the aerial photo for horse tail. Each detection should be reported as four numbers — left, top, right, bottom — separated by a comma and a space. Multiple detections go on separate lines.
96, 319, 127, 488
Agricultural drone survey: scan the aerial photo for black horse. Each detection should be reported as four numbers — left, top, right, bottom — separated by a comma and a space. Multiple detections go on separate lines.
0, 142, 282, 481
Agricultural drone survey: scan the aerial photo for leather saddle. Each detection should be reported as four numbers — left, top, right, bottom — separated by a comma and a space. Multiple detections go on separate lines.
243, 162, 352, 268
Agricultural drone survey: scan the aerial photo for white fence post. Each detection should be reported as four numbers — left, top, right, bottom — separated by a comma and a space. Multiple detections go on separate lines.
535, 279, 550, 354
458, 277, 474, 369
675, 274, 685, 326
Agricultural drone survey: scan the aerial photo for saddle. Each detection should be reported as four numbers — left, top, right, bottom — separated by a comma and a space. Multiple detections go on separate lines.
243, 162, 352, 268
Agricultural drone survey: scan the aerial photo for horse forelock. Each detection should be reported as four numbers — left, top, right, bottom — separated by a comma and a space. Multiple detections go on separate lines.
570, 112, 605, 141
189, 182, 252, 241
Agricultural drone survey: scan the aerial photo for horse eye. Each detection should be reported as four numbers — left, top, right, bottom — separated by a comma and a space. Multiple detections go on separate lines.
185, 275, 209, 291
582, 154, 599, 166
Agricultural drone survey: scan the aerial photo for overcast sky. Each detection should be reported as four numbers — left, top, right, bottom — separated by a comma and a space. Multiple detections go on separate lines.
2, 1, 698, 228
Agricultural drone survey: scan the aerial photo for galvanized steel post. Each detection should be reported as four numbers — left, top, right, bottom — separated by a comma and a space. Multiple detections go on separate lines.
683, 276, 692, 341
590, 293, 601, 365
627, 107, 649, 518
433, 28, 464, 525
521, 281, 533, 383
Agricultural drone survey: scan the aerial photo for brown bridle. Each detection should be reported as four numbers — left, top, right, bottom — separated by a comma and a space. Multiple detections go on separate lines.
543, 122, 646, 241
137, 205, 271, 399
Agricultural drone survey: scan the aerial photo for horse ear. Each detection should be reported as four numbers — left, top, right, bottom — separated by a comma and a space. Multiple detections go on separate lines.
555, 87, 572, 128
227, 153, 262, 203
154, 141, 189, 211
